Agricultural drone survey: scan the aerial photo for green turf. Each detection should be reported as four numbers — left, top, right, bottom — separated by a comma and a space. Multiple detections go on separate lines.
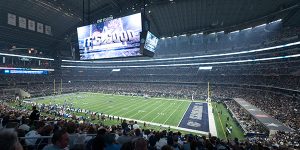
212, 102, 245, 140
34, 92, 191, 127
18, 92, 246, 138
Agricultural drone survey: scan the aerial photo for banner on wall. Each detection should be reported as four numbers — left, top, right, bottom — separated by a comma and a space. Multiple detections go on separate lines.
7, 13, 16, 26
37, 22, 44, 33
45, 25, 51, 35
28, 19, 35, 31
18, 17, 27, 29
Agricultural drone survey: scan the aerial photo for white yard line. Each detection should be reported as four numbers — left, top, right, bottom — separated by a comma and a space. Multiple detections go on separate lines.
207, 103, 217, 137
99, 97, 142, 114
150, 102, 176, 122
119, 99, 158, 116
139, 101, 169, 120
163, 101, 185, 125
177, 102, 192, 127
128, 100, 164, 118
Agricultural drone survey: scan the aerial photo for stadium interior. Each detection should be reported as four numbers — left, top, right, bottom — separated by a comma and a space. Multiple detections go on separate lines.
0, 0, 300, 149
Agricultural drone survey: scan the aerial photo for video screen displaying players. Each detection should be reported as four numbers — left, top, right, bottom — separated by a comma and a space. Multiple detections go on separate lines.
77, 13, 142, 60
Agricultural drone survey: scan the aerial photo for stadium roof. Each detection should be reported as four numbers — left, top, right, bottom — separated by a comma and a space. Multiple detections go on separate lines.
0, 0, 299, 56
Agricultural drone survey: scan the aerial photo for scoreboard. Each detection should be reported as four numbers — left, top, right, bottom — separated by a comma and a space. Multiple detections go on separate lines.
0, 67, 53, 74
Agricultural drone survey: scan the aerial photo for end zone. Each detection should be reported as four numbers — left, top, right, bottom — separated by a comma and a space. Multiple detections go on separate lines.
178, 102, 217, 136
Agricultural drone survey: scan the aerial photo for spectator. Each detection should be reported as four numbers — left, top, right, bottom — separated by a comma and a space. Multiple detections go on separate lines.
133, 121, 139, 130
30, 106, 40, 125
43, 129, 69, 150
0, 128, 23, 150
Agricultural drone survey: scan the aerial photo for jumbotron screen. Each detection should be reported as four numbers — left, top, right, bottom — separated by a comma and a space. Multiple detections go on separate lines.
144, 31, 158, 52
77, 13, 142, 60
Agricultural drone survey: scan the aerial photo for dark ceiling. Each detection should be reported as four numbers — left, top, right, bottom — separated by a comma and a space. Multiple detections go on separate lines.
0, 0, 299, 57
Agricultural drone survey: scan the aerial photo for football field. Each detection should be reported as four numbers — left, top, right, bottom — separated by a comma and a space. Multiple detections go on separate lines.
35, 92, 192, 126
31, 92, 246, 138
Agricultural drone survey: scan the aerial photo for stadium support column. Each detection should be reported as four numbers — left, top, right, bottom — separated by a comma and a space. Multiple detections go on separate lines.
82, 0, 85, 26
141, 0, 150, 31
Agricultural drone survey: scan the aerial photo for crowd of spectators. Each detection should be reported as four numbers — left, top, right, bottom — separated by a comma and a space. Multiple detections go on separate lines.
1, 79, 299, 130
1, 99, 299, 150
223, 100, 267, 135
0, 55, 53, 69
157, 26, 300, 56
209, 87, 300, 131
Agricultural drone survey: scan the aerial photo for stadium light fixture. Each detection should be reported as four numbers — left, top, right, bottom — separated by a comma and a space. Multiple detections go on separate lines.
61, 53, 300, 69
198, 66, 212, 70
230, 30, 239, 34
112, 69, 120, 72
61, 41, 300, 63
255, 23, 266, 28
270, 19, 282, 24
241, 27, 252, 31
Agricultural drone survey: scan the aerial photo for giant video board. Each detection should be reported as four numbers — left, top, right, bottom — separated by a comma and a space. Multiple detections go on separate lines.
77, 13, 142, 60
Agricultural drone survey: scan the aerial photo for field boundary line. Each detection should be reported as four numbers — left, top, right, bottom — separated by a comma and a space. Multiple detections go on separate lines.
215, 104, 227, 139
207, 103, 218, 136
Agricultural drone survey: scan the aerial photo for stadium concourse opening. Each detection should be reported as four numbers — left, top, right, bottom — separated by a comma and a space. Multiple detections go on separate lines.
0, 0, 300, 149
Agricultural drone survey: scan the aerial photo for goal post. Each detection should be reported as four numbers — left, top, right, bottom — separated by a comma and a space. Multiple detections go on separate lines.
206, 82, 212, 104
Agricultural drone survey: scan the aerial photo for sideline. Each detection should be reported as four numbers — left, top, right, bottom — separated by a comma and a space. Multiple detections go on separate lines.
207, 103, 218, 136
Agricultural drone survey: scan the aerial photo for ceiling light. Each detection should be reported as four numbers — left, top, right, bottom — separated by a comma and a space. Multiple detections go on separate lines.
230, 30, 239, 34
